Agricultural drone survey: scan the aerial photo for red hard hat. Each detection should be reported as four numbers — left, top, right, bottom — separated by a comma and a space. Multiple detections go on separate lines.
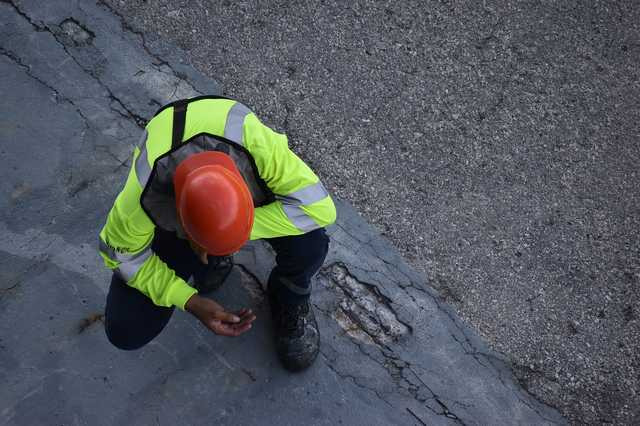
173, 151, 254, 256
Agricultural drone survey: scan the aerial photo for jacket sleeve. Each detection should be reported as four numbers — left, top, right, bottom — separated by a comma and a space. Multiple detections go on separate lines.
242, 112, 337, 240
98, 145, 197, 310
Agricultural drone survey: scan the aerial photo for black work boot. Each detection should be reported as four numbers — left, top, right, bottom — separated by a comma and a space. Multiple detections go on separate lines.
268, 284, 320, 372
193, 256, 233, 294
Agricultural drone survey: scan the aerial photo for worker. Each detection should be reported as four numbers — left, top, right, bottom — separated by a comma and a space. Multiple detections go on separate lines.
98, 96, 336, 371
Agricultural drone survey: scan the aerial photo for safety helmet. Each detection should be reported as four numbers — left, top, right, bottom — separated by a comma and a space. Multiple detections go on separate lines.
173, 151, 254, 256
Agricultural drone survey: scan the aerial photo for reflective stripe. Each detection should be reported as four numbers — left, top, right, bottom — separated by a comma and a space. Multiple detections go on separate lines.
277, 181, 329, 206
136, 129, 148, 149
99, 237, 151, 262
98, 238, 118, 260
135, 130, 151, 187
279, 276, 312, 296
99, 237, 153, 281
281, 203, 320, 232
278, 181, 329, 232
116, 248, 153, 282
224, 102, 250, 145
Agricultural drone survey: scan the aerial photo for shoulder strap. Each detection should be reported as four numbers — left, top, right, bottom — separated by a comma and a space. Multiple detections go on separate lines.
152, 95, 231, 118
171, 101, 188, 149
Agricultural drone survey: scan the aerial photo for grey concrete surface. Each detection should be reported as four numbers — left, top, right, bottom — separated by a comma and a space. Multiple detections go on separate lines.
96, 0, 640, 424
0, 0, 566, 425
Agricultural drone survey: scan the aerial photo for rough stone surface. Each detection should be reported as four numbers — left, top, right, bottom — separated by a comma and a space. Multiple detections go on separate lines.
100, 1, 640, 423
0, 0, 566, 425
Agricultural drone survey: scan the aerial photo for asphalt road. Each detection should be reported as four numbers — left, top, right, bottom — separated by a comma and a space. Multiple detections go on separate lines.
1, 0, 570, 423
104, 1, 640, 423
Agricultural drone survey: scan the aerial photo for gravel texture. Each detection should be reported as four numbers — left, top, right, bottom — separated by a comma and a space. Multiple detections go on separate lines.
102, 1, 640, 423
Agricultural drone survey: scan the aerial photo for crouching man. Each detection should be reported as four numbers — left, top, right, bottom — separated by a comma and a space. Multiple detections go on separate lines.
99, 96, 336, 371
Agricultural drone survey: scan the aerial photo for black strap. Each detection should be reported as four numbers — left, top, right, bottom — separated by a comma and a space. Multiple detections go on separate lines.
152, 95, 231, 118
171, 101, 188, 149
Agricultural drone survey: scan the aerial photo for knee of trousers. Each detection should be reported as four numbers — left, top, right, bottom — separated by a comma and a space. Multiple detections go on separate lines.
292, 229, 330, 270
270, 230, 330, 291
104, 320, 152, 351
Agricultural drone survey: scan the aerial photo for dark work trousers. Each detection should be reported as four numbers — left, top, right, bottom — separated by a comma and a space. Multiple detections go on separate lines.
104, 227, 329, 350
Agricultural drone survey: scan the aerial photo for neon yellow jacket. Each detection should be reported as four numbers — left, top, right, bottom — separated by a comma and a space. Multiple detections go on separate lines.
99, 97, 336, 309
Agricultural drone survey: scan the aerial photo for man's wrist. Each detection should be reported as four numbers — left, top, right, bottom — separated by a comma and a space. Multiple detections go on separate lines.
185, 293, 203, 314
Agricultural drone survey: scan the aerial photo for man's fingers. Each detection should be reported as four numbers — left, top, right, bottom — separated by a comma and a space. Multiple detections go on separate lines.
213, 307, 255, 324
229, 321, 253, 335
207, 319, 235, 336
213, 310, 240, 323
236, 313, 256, 327
213, 326, 239, 337
235, 309, 254, 320
199, 306, 255, 336
232, 309, 256, 326
210, 320, 252, 337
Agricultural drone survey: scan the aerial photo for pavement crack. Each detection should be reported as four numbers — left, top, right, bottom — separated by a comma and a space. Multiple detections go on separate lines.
393, 271, 494, 372
431, 295, 563, 424
0, 281, 21, 294
94, 144, 130, 171
431, 292, 493, 369
0, 46, 92, 128
5, 0, 146, 128
68, 176, 99, 197
335, 222, 373, 246
2, 0, 46, 32
334, 221, 420, 289
322, 263, 413, 341
320, 351, 393, 408
316, 296, 468, 423
330, 235, 400, 285
95, 0, 200, 95
318, 262, 472, 421
433, 398, 466, 424
362, 336, 467, 422
374, 252, 416, 285
107, 94, 147, 127
406, 407, 427, 425
401, 363, 467, 424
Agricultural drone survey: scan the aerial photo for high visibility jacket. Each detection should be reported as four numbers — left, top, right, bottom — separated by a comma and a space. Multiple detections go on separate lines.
98, 96, 336, 309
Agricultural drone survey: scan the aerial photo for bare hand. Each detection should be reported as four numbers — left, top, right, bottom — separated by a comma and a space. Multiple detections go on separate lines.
185, 294, 255, 337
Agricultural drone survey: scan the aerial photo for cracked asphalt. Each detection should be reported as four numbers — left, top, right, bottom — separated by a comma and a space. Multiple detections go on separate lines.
0, 0, 567, 424
102, 1, 640, 423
